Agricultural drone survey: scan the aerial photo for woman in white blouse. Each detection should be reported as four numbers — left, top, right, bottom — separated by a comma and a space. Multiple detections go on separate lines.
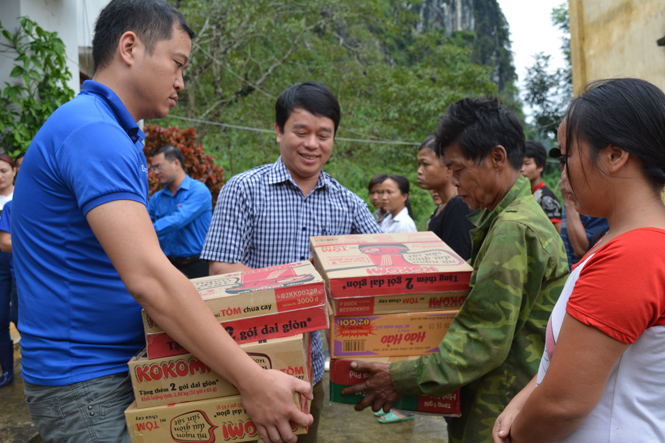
380, 174, 417, 233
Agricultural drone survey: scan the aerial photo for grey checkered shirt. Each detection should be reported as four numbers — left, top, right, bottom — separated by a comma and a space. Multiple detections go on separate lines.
201, 157, 382, 384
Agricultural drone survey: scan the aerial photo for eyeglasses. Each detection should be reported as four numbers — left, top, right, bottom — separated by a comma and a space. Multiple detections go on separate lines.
151, 159, 173, 172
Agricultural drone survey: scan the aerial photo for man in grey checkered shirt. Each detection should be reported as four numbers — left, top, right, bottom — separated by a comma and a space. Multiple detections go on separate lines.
201, 81, 382, 442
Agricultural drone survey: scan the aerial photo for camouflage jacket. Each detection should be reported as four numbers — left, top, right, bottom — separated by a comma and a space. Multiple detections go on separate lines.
391, 175, 569, 443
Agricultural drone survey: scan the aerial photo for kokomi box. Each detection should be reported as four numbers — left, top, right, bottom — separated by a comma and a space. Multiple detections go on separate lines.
329, 290, 469, 316
329, 310, 457, 358
310, 232, 473, 299
144, 303, 328, 359
129, 334, 311, 409
143, 261, 325, 335
329, 357, 460, 416
125, 393, 308, 443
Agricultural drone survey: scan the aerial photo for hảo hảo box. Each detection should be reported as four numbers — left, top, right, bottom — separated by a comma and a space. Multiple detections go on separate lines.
330, 289, 469, 316
329, 357, 460, 416
125, 393, 308, 443
144, 303, 328, 359
329, 310, 457, 358
129, 334, 311, 409
143, 261, 325, 335
310, 232, 473, 299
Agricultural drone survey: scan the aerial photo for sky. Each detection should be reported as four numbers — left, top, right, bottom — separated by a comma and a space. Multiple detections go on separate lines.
497, 0, 568, 118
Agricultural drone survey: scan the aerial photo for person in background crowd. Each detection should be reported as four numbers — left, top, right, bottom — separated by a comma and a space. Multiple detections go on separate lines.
417, 135, 474, 260
342, 97, 568, 443
380, 174, 417, 233
549, 146, 609, 269
493, 78, 665, 443
14, 152, 24, 177
148, 144, 212, 279
0, 154, 15, 389
521, 141, 562, 233
201, 81, 382, 443
12, 2, 312, 441
368, 173, 389, 224
429, 189, 442, 206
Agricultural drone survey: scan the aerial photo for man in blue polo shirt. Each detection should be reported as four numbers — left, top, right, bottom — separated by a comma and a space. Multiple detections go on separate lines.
11, 1, 312, 442
149, 144, 212, 278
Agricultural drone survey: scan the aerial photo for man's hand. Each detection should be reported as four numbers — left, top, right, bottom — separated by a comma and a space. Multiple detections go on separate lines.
340, 361, 400, 413
240, 370, 314, 443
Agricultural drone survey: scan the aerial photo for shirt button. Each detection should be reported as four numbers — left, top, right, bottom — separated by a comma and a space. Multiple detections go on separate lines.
88, 406, 93, 410
90, 411, 95, 416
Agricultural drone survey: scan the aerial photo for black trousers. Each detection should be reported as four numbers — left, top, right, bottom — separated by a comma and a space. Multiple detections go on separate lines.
173, 258, 208, 279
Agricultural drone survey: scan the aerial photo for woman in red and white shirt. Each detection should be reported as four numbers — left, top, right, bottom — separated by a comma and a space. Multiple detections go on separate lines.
493, 78, 665, 442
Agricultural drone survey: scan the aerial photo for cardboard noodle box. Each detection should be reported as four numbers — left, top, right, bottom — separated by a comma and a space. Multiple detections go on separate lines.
329, 310, 457, 358
310, 231, 473, 299
125, 394, 308, 443
145, 303, 328, 359
329, 357, 461, 416
129, 334, 311, 409
143, 262, 325, 335
330, 290, 469, 316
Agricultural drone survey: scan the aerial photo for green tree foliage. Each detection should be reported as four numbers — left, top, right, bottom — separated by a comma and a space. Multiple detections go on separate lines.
0, 17, 75, 157
158, 0, 503, 228
523, 3, 571, 141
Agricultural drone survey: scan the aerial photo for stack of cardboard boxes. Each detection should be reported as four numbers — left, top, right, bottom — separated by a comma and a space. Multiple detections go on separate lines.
311, 231, 473, 415
124, 261, 329, 443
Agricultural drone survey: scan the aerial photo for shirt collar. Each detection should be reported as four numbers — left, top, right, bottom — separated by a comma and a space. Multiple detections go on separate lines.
267, 157, 329, 191
79, 80, 146, 144
392, 207, 409, 221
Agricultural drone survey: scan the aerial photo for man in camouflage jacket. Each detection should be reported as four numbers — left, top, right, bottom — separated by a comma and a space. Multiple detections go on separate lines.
343, 98, 569, 443
392, 174, 568, 441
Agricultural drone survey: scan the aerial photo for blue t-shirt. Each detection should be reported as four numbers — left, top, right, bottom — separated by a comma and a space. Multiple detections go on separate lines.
148, 175, 212, 257
12, 80, 149, 386
0, 200, 13, 278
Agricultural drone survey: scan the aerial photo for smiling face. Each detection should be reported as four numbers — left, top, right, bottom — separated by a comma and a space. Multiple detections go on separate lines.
131, 24, 191, 120
276, 108, 334, 190
417, 148, 451, 191
443, 142, 503, 211
381, 178, 408, 216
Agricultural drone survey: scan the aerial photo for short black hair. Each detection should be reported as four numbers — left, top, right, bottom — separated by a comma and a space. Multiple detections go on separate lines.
92, 0, 194, 74
524, 140, 547, 175
275, 82, 341, 134
564, 78, 665, 191
368, 174, 388, 192
152, 144, 184, 169
434, 97, 525, 170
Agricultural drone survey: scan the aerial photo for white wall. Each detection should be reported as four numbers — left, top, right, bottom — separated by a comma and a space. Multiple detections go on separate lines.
0, 0, 110, 95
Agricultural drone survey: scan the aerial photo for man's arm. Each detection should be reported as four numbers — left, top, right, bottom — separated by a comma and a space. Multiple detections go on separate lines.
209, 261, 252, 276
347, 220, 560, 406
0, 231, 11, 253
87, 200, 312, 443
564, 199, 589, 259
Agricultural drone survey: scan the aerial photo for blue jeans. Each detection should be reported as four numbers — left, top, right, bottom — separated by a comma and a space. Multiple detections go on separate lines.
24, 372, 133, 443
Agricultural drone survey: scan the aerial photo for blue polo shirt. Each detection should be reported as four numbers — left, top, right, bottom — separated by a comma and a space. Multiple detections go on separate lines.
12, 80, 149, 386
148, 175, 212, 258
